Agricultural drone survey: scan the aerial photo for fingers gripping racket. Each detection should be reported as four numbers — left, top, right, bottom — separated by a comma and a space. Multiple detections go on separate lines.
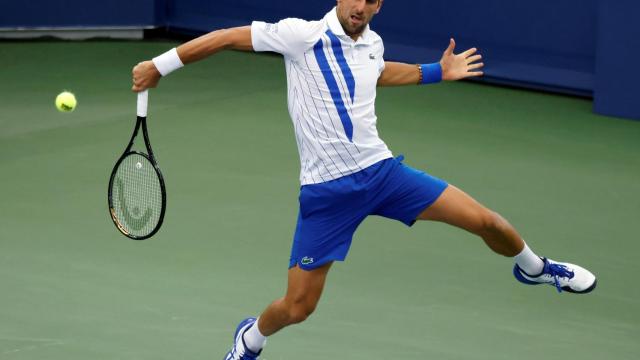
108, 90, 166, 240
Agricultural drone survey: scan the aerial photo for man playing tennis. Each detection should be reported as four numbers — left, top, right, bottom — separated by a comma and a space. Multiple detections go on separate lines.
132, 1, 597, 359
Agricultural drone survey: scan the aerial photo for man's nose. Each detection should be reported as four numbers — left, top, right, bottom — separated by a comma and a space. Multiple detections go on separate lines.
353, 0, 366, 12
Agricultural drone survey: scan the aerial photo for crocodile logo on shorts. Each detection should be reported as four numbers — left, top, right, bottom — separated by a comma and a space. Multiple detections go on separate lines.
301, 256, 314, 265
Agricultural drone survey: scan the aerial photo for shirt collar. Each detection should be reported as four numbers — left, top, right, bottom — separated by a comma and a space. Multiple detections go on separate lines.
325, 7, 374, 45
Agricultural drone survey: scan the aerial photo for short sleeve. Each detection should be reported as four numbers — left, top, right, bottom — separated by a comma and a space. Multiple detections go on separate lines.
251, 18, 325, 58
377, 44, 386, 76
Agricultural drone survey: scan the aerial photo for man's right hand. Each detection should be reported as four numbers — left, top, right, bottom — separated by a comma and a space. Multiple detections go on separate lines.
132, 61, 161, 92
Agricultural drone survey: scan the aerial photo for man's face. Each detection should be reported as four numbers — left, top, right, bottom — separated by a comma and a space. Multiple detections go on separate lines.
336, 0, 383, 39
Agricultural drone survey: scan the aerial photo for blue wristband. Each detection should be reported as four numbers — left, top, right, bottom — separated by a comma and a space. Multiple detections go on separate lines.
420, 63, 442, 84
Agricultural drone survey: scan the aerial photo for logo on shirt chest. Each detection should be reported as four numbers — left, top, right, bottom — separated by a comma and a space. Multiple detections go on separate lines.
369, 53, 376, 60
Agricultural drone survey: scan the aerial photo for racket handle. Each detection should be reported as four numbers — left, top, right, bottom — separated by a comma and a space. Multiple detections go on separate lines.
137, 90, 149, 117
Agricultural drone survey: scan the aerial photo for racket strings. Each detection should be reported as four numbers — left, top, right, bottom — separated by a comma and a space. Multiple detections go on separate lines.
111, 153, 163, 237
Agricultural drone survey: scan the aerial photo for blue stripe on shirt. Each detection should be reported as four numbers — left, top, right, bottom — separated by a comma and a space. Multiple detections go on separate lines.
326, 30, 355, 103
313, 37, 354, 142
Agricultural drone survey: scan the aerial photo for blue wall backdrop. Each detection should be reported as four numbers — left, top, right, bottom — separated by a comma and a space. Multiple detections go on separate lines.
166, 0, 598, 97
593, 0, 640, 121
0, 0, 163, 28
2, 0, 637, 120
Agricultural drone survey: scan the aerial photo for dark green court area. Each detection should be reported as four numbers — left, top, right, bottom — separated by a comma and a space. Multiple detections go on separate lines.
1, 41, 639, 360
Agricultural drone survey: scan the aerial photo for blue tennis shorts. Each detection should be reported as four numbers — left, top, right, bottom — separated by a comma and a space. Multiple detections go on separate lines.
289, 156, 448, 270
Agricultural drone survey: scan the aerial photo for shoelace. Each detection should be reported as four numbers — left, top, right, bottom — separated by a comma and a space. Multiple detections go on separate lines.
545, 261, 575, 293
228, 334, 260, 360
229, 348, 258, 360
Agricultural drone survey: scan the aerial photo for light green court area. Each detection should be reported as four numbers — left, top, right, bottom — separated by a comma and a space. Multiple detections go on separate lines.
1, 41, 639, 360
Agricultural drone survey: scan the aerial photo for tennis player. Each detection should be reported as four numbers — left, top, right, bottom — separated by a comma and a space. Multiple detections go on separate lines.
132, 1, 597, 359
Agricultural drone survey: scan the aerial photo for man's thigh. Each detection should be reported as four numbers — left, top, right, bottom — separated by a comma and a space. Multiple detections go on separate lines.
417, 184, 493, 233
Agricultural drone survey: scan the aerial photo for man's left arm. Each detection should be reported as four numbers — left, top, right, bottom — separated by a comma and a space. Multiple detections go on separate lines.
377, 38, 484, 86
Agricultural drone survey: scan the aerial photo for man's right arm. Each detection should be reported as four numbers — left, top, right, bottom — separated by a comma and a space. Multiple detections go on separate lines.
131, 26, 252, 92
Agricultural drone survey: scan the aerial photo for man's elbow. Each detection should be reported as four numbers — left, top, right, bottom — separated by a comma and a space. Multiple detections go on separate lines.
225, 26, 254, 51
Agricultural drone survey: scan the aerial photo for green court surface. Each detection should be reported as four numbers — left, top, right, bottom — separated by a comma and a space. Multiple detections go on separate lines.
1, 41, 639, 360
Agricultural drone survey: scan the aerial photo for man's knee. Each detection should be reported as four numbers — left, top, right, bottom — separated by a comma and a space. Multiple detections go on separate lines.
283, 263, 330, 325
285, 298, 317, 324
476, 210, 508, 237
288, 303, 316, 324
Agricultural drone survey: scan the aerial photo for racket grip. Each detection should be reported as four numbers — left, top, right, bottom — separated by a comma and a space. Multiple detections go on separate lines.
137, 90, 149, 117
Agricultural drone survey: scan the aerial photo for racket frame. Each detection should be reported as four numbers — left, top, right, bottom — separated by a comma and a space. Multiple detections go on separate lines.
108, 91, 166, 240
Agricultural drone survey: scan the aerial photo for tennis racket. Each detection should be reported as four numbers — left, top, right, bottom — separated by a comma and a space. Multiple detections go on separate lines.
108, 90, 166, 240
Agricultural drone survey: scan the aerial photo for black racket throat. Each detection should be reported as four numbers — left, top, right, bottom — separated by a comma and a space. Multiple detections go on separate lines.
123, 116, 155, 158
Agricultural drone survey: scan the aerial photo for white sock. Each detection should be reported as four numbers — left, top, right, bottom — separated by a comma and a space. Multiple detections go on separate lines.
514, 243, 544, 275
243, 319, 267, 353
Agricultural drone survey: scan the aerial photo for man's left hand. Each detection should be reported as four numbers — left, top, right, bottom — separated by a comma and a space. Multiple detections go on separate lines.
439, 38, 484, 81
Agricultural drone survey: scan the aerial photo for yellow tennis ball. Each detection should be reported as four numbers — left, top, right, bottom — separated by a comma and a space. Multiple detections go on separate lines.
55, 91, 77, 112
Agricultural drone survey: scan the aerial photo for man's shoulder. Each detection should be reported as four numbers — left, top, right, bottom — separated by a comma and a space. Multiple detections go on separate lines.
276, 17, 328, 55
251, 17, 328, 56
279, 17, 325, 27
275, 17, 327, 37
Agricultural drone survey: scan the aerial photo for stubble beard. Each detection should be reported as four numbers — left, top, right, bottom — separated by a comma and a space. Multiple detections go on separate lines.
338, 16, 368, 38
345, 24, 366, 37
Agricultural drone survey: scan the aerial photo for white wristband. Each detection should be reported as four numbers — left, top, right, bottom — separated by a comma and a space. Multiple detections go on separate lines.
152, 48, 184, 76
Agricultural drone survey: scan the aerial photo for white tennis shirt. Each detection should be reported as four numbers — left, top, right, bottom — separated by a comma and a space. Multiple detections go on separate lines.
251, 7, 393, 185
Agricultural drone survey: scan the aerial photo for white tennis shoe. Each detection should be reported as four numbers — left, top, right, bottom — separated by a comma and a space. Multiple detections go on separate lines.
513, 257, 596, 293
224, 318, 261, 360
